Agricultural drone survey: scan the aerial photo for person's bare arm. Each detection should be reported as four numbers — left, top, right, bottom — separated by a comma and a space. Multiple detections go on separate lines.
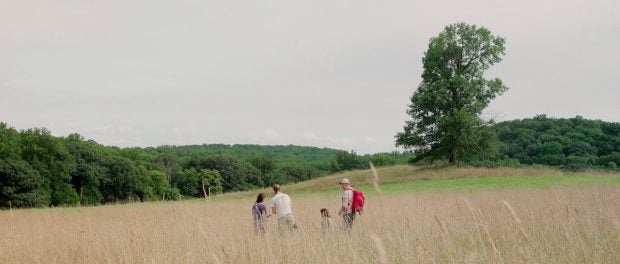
272, 206, 277, 215
338, 197, 347, 215
338, 206, 347, 216
261, 207, 271, 218
339, 190, 351, 215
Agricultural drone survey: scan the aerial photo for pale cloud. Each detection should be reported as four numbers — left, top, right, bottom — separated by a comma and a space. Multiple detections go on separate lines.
262, 128, 282, 142
300, 132, 356, 151
364, 136, 377, 143
303, 132, 320, 141
80, 125, 140, 146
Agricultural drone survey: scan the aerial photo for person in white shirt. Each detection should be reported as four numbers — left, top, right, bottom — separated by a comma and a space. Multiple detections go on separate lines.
270, 184, 296, 233
338, 178, 356, 229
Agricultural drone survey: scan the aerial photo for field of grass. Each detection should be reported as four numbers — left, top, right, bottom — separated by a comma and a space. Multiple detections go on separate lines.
1, 166, 619, 263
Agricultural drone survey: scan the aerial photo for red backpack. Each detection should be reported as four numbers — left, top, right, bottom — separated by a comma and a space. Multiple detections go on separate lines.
351, 189, 365, 214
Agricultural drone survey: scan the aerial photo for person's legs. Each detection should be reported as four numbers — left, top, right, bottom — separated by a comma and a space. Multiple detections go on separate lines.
343, 212, 356, 229
254, 219, 261, 235
258, 219, 266, 235
285, 213, 296, 231
277, 217, 287, 234
276, 214, 296, 236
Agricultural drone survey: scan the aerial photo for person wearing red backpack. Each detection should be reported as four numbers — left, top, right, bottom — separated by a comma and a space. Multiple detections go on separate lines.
338, 178, 360, 229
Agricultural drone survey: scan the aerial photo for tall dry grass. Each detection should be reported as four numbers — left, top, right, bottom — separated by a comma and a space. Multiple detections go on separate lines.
1, 186, 618, 263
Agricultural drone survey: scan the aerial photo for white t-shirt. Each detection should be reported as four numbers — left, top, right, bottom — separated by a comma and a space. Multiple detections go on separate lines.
341, 189, 353, 214
271, 192, 293, 219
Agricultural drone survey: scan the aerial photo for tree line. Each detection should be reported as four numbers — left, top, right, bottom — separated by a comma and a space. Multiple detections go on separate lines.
399, 115, 620, 170
0, 122, 408, 208
488, 115, 620, 170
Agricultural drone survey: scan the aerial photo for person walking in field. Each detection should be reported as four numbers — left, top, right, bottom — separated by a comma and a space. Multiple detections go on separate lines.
270, 184, 297, 233
252, 193, 270, 235
320, 208, 334, 232
338, 178, 357, 229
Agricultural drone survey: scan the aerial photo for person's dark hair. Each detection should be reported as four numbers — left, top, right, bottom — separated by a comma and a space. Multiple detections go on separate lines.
255, 193, 265, 204
320, 208, 330, 217
272, 184, 281, 192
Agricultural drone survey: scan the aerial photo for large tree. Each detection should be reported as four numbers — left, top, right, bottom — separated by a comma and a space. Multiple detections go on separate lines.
396, 23, 508, 164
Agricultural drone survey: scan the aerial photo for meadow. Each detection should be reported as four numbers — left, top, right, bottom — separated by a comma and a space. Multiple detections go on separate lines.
1, 166, 619, 263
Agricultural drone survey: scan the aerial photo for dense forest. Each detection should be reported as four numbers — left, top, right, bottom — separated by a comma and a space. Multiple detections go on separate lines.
488, 115, 620, 170
0, 122, 407, 208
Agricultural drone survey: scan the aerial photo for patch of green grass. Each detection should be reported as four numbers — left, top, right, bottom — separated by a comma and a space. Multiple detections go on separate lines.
384, 174, 618, 191
298, 174, 620, 198
193, 167, 620, 202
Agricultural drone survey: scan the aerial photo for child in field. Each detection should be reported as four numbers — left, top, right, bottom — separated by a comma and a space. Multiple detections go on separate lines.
252, 193, 270, 235
320, 208, 334, 232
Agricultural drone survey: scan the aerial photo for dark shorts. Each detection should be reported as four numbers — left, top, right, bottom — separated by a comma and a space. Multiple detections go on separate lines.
343, 212, 356, 228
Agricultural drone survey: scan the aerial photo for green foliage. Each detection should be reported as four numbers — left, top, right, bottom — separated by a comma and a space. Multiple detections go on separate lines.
175, 168, 202, 197
0, 123, 407, 208
396, 23, 508, 164
155, 153, 180, 186
19, 128, 79, 206
139, 170, 170, 201
200, 169, 223, 196
249, 155, 276, 176
0, 123, 22, 160
3, 121, 391, 208
164, 187, 182, 201
332, 150, 367, 171
101, 156, 142, 202
160, 144, 339, 172
175, 168, 222, 197
493, 115, 620, 170
278, 165, 318, 182
0, 159, 50, 208
365, 152, 411, 167
189, 155, 260, 192
64, 134, 105, 205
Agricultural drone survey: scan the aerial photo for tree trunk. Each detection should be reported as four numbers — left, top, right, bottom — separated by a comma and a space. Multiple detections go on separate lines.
201, 179, 208, 198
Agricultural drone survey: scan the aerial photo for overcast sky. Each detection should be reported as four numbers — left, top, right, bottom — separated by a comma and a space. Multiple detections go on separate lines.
1, 0, 618, 154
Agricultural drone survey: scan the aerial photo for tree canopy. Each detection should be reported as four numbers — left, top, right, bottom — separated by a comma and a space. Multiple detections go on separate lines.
0, 122, 409, 208
489, 115, 620, 170
396, 23, 508, 164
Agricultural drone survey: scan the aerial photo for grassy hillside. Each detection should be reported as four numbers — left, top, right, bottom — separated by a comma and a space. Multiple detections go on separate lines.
214, 165, 620, 201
